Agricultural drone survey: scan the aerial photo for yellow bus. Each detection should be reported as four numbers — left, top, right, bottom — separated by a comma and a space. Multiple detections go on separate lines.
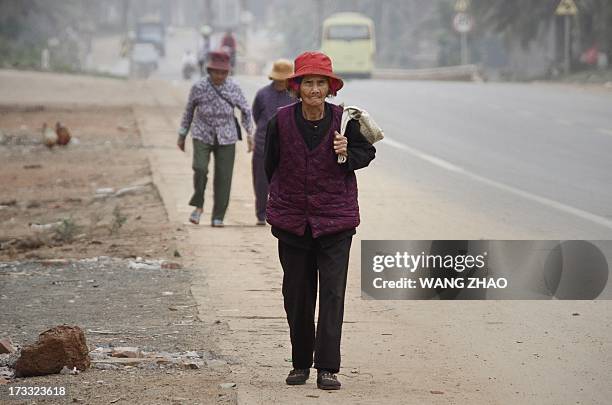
321, 12, 375, 78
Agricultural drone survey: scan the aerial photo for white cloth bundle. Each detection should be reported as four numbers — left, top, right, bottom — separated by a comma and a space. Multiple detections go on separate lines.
338, 105, 384, 164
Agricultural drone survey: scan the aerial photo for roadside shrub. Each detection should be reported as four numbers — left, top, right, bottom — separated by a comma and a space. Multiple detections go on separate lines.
54, 217, 79, 243
110, 206, 127, 235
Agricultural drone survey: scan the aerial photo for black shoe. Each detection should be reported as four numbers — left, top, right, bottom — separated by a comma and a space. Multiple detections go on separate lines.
285, 368, 310, 385
317, 371, 341, 390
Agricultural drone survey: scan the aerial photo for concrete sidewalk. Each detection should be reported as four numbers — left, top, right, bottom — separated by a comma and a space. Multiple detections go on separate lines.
135, 77, 611, 405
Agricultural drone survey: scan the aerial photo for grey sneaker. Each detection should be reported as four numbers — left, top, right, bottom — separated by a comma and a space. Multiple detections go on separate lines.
189, 210, 201, 225
285, 368, 309, 385
211, 219, 224, 227
317, 371, 341, 390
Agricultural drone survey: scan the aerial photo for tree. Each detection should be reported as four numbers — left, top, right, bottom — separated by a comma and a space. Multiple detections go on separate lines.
471, 0, 612, 58
0, 0, 96, 69
470, 0, 558, 47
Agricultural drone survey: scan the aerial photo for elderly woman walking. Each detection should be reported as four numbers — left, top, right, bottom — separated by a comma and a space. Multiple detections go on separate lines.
178, 50, 253, 227
250, 59, 294, 225
264, 51, 376, 390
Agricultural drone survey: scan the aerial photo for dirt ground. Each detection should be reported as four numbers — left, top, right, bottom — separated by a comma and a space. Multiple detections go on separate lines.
0, 259, 237, 404
0, 104, 176, 261
0, 103, 237, 404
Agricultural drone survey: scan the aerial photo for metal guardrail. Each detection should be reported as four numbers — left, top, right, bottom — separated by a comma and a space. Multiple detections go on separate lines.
372, 64, 481, 81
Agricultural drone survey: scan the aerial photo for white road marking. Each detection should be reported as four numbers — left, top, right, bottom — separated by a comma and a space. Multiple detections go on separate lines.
383, 138, 465, 173
382, 136, 612, 231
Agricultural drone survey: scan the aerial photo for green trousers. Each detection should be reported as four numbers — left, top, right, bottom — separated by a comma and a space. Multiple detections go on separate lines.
189, 139, 236, 221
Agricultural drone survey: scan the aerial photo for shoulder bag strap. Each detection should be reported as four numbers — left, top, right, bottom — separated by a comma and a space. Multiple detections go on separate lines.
210, 82, 235, 108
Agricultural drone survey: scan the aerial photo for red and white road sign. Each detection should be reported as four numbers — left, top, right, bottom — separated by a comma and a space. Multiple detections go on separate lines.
453, 13, 474, 33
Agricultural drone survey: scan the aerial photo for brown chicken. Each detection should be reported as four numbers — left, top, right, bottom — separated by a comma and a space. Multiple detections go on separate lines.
55, 122, 71, 146
42, 122, 57, 148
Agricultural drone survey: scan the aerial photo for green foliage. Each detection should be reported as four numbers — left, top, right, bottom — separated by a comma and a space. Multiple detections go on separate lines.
470, 0, 557, 47
471, 0, 612, 53
0, 0, 93, 70
54, 217, 79, 243
0, 37, 43, 69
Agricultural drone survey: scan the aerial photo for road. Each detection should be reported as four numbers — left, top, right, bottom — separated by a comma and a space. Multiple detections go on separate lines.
79, 30, 612, 403
141, 25, 612, 239
332, 79, 612, 239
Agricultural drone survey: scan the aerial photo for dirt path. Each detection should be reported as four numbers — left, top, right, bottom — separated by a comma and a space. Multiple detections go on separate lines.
2, 70, 610, 404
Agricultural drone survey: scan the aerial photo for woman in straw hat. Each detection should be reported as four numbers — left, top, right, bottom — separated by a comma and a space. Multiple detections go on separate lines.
250, 59, 294, 225
264, 51, 376, 390
178, 50, 253, 227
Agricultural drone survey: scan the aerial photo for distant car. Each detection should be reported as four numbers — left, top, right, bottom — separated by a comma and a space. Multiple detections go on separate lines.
130, 42, 159, 78
136, 21, 166, 57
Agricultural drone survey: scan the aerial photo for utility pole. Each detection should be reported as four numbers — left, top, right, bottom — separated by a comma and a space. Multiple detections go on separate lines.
461, 31, 468, 65
121, 0, 129, 32
314, 0, 324, 48
555, 0, 578, 75
564, 15, 570, 75
453, 0, 473, 65
204, 0, 212, 26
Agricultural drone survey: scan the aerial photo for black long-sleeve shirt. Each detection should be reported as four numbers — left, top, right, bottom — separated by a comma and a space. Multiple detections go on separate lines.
264, 103, 375, 180
263, 102, 376, 248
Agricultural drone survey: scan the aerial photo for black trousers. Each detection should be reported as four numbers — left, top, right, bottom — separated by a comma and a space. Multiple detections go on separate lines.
251, 152, 269, 222
278, 235, 352, 374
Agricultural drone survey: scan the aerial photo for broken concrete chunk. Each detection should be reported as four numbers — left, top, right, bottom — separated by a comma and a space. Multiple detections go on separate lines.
30, 221, 62, 231
14, 325, 90, 377
60, 365, 79, 375
0, 338, 16, 354
128, 260, 162, 270
161, 261, 182, 270
95, 188, 115, 196
206, 359, 227, 369
114, 185, 147, 197
111, 347, 142, 358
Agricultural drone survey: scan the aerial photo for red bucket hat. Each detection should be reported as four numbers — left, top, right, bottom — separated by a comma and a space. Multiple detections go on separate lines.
288, 51, 344, 96
207, 50, 231, 71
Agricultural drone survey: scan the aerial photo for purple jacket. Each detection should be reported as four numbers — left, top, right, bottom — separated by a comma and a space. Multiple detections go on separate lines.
266, 103, 360, 238
252, 83, 293, 156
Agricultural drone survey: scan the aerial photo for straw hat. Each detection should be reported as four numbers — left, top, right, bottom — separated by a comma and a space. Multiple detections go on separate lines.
268, 59, 293, 81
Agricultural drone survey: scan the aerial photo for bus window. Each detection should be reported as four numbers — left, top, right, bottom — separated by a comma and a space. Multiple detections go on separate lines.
321, 12, 375, 78
326, 25, 370, 41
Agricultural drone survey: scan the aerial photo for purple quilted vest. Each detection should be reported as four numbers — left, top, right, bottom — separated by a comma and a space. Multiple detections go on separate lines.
266, 102, 360, 238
